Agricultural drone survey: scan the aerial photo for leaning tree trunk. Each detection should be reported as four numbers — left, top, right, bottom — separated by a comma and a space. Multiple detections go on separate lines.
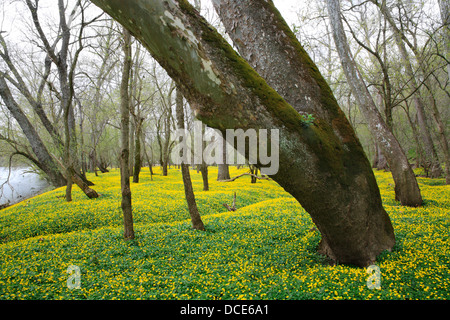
214, 0, 420, 206
324, 0, 422, 207
119, 28, 135, 240
90, 0, 395, 267
176, 87, 205, 230
371, 0, 443, 178
0, 76, 66, 187
439, 0, 450, 81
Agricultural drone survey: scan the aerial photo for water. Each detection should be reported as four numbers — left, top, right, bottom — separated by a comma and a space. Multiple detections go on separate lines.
0, 167, 51, 207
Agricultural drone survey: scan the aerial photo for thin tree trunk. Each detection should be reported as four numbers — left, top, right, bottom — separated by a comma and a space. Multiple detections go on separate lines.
200, 163, 209, 191
325, 0, 422, 207
402, 102, 425, 170
176, 86, 205, 230
129, 105, 136, 177
439, 0, 450, 80
65, 173, 73, 202
217, 140, 230, 181
133, 117, 143, 183
91, 0, 395, 267
199, 122, 209, 190
427, 88, 450, 184
141, 132, 154, 180
120, 28, 135, 240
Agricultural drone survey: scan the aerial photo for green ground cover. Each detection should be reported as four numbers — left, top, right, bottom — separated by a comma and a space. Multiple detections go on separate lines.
0, 167, 448, 300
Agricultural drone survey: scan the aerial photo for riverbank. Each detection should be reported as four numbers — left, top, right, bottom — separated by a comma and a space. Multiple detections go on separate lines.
0, 167, 52, 208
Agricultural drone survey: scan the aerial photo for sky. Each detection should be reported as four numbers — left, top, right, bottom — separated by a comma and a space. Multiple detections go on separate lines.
273, 0, 301, 23
0, 0, 304, 41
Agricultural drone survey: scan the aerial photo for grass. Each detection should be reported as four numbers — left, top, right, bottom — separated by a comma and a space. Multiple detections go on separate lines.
0, 166, 448, 300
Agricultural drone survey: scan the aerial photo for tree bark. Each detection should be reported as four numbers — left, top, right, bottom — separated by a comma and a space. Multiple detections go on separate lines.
120, 28, 135, 240
373, 141, 388, 171
217, 140, 230, 181
325, 0, 422, 207
162, 111, 171, 176
200, 163, 209, 191
439, 0, 450, 80
90, 0, 395, 267
199, 122, 209, 190
133, 117, 143, 183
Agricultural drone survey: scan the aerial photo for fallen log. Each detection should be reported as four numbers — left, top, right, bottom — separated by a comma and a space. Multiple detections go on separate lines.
223, 192, 237, 211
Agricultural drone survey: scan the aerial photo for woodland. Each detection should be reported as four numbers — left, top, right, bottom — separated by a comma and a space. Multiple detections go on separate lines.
0, 0, 448, 302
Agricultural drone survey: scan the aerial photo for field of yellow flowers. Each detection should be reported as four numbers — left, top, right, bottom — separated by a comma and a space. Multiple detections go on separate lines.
0, 166, 448, 300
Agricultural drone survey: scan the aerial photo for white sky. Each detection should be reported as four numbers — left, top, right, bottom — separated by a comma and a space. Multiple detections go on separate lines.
0, 0, 304, 43
273, 0, 301, 23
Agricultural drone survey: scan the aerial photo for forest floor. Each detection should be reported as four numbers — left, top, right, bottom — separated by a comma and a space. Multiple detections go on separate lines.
0, 166, 448, 300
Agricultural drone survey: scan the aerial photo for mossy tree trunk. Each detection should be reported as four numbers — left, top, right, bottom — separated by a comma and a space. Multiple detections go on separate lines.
90, 0, 395, 267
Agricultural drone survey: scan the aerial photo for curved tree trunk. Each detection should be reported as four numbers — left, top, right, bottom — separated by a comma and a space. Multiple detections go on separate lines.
325, 0, 422, 207
90, 0, 395, 267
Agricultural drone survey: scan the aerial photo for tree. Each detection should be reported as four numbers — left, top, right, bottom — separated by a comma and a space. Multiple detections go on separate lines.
325, 0, 422, 207
439, 0, 450, 80
0, 76, 66, 187
176, 87, 205, 230
217, 140, 230, 181
0, 0, 99, 199
90, 0, 395, 267
119, 27, 135, 240
369, 0, 443, 179
192, 0, 209, 192
199, 123, 209, 190
83, 19, 119, 176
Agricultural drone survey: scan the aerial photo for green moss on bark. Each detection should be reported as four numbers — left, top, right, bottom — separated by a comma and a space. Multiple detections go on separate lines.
258, 1, 343, 118
175, 0, 308, 130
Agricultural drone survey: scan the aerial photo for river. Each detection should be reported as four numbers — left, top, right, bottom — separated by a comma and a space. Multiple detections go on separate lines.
0, 167, 52, 207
